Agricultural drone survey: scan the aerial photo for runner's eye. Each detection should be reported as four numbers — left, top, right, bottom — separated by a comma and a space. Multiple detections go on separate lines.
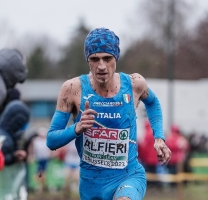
89, 57, 100, 62
103, 56, 113, 62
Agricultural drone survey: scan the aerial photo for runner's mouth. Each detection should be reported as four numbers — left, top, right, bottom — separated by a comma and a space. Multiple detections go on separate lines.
97, 73, 107, 77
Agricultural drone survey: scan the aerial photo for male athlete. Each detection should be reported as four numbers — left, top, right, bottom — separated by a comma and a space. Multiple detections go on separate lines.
47, 27, 171, 200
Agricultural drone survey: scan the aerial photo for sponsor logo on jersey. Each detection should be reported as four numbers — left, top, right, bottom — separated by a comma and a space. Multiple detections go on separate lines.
119, 130, 129, 140
93, 101, 123, 107
83, 94, 94, 100
85, 128, 118, 140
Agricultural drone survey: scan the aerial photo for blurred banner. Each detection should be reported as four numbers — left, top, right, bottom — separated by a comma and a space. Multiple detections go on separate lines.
0, 162, 27, 200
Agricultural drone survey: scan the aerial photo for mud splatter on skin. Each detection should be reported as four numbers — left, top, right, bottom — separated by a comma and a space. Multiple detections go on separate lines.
99, 82, 106, 87
130, 74, 141, 79
58, 82, 80, 110
67, 102, 72, 108
130, 74, 136, 80
73, 91, 79, 96
142, 90, 148, 97
63, 97, 68, 104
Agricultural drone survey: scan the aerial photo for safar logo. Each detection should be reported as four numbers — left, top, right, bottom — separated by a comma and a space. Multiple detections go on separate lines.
123, 94, 130, 103
119, 130, 128, 140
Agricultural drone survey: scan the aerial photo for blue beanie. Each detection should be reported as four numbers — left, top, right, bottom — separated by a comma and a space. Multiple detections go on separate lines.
84, 28, 120, 61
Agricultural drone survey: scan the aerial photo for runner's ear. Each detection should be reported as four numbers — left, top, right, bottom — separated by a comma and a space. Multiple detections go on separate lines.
85, 100, 90, 110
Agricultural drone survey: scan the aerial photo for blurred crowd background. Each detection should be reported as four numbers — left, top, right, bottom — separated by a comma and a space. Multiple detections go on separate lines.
0, 0, 208, 200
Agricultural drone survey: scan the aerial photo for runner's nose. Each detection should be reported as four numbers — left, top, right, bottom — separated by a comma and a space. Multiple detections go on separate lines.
97, 59, 106, 70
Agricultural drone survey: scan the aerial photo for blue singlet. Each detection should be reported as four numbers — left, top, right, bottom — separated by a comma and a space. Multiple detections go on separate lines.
74, 72, 146, 200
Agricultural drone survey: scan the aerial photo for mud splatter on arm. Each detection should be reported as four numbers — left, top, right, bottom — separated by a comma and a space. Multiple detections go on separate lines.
130, 73, 148, 107
56, 80, 76, 112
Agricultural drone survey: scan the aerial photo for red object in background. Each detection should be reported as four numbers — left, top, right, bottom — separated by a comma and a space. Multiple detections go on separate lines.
165, 125, 190, 165
0, 150, 5, 170
138, 120, 158, 165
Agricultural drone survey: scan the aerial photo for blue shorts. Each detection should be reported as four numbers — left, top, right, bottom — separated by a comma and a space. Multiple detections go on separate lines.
37, 159, 49, 173
79, 160, 146, 200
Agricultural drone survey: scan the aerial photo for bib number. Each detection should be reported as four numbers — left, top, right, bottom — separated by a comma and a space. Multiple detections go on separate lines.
82, 127, 129, 169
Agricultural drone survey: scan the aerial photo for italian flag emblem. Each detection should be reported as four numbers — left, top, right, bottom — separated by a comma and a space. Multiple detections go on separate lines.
123, 94, 130, 103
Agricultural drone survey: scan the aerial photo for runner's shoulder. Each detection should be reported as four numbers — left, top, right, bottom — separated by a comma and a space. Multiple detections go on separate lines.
129, 73, 147, 88
61, 77, 81, 92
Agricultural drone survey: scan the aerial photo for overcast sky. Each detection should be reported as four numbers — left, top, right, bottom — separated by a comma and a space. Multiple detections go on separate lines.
0, 1, 137, 47
0, 0, 208, 52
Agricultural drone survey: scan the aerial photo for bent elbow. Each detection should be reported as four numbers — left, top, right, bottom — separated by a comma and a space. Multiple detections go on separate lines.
46, 133, 56, 151
46, 141, 55, 151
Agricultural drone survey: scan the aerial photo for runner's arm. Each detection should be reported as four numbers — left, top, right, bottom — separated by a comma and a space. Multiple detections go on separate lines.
133, 74, 171, 165
47, 79, 79, 150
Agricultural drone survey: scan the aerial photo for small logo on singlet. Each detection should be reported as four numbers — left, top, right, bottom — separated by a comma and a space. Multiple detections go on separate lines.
93, 102, 122, 107
83, 94, 94, 100
123, 94, 130, 103
119, 130, 128, 140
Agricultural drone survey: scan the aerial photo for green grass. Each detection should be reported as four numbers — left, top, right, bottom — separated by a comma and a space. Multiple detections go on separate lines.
28, 182, 208, 200
28, 189, 79, 200
144, 183, 208, 200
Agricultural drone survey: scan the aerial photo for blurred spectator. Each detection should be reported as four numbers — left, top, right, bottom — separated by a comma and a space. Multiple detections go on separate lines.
22, 128, 39, 191
0, 135, 5, 170
197, 134, 208, 153
0, 100, 30, 165
0, 48, 28, 114
0, 151, 4, 170
165, 125, 189, 181
0, 48, 29, 200
184, 132, 208, 174
187, 132, 200, 153
1, 87, 21, 111
187, 132, 208, 154
62, 139, 80, 192
32, 127, 51, 192
0, 100, 30, 200
138, 120, 161, 188
0, 48, 29, 165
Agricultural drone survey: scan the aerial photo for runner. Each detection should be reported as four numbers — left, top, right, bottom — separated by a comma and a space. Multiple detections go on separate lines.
47, 27, 171, 200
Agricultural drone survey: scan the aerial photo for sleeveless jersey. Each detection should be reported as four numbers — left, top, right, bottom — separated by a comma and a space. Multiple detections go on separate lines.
74, 72, 139, 174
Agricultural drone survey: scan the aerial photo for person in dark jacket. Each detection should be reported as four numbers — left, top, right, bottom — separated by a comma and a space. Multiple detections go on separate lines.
0, 100, 30, 165
0, 49, 30, 199
0, 48, 28, 113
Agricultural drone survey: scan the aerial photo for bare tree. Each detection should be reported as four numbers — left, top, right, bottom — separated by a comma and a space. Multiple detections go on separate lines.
58, 20, 90, 79
176, 14, 208, 79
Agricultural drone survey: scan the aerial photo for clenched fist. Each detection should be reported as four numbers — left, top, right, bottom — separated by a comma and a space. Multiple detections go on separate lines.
75, 101, 98, 135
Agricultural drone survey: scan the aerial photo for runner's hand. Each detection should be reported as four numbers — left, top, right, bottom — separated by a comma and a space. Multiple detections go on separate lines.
14, 150, 27, 161
75, 101, 97, 134
154, 138, 171, 166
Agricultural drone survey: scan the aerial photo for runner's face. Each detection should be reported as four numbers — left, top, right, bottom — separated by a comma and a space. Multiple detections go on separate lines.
88, 53, 116, 84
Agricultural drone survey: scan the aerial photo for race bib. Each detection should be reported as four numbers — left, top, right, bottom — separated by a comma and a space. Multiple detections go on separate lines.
82, 127, 129, 169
